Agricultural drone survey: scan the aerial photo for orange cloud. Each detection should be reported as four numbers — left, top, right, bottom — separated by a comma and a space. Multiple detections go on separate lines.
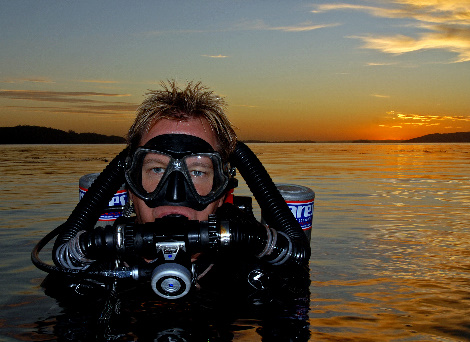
354, 26, 470, 62
382, 110, 470, 128
313, 0, 470, 62
313, 1, 470, 25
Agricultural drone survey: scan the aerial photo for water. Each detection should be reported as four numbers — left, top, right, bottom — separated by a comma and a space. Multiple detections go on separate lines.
1, 143, 470, 341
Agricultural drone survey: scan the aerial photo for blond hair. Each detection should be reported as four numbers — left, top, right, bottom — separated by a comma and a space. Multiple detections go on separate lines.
127, 80, 237, 160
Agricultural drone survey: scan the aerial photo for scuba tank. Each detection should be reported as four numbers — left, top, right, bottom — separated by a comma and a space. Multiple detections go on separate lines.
32, 142, 313, 299
265, 184, 315, 243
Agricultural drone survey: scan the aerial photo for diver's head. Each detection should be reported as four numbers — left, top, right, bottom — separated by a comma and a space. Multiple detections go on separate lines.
127, 117, 231, 223
126, 81, 237, 223
127, 80, 237, 162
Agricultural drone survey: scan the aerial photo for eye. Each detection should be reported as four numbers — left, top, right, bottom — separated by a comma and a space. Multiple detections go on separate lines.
151, 166, 165, 174
190, 169, 206, 177
142, 153, 170, 175
141, 152, 170, 192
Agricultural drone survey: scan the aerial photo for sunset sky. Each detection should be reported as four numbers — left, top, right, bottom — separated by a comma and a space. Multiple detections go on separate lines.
1, 0, 469, 141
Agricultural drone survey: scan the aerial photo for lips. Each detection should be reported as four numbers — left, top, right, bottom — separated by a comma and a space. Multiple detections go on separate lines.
155, 206, 196, 220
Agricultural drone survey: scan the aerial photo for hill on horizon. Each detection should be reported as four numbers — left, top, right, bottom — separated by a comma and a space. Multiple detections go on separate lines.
0, 125, 126, 144
405, 131, 470, 143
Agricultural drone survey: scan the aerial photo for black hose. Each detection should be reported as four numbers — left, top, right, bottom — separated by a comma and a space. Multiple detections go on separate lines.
52, 148, 128, 265
230, 141, 311, 266
32, 222, 136, 279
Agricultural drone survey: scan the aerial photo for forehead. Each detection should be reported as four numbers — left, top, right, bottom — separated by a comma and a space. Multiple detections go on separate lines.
141, 117, 219, 150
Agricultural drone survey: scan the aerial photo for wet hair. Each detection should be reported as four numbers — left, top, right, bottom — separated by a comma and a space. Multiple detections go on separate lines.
127, 80, 237, 161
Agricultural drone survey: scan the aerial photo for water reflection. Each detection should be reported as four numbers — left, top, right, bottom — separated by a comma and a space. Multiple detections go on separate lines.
296, 143, 470, 341
2, 143, 470, 341
310, 277, 470, 341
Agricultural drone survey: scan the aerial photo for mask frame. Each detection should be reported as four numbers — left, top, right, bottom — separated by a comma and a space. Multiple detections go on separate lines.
125, 134, 231, 211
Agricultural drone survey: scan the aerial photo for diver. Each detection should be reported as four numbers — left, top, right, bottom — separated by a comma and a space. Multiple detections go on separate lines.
31, 80, 312, 341
33, 80, 311, 302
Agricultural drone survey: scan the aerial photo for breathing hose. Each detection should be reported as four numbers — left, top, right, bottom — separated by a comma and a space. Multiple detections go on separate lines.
229, 141, 311, 267
52, 147, 128, 267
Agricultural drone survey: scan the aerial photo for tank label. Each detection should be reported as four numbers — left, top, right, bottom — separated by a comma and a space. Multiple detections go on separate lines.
286, 200, 314, 231
98, 212, 123, 221
79, 187, 128, 207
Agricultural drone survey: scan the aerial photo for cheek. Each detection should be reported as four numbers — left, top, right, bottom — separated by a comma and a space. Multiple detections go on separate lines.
130, 193, 152, 223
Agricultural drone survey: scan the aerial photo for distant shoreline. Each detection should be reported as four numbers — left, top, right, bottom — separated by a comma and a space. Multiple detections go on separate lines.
1, 125, 470, 144
0, 125, 125, 144
240, 131, 470, 143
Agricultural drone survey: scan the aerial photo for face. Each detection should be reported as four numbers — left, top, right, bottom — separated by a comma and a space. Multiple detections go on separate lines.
130, 117, 226, 223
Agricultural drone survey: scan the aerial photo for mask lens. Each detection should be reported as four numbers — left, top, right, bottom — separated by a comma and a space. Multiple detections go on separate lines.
141, 152, 171, 193
126, 139, 230, 210
184, 155, 215, 196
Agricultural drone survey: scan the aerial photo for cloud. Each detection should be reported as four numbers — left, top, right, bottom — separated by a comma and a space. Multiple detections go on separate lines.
0, 89, 137, 119
78, 79, 119, 84
148, 19, 337, 36
383, 110, 470, 127
396, 0, 470, 25
312, 3, 406, 18
367, 62, 397, 66
201, 54, 229, 58
313, 0, 470, 62
352, 25, 470, 62
379, 124, 403, 128
4, 104, 135, 116
313, 1, 470, 25
372, 94, 391, 98
0, 77, 55, 84
0, 89, 131, 104
235, 19, 339, 32
269, 22, 340, 32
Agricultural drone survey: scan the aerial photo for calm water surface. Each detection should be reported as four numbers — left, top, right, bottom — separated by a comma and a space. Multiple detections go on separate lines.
1, 143, 469, 341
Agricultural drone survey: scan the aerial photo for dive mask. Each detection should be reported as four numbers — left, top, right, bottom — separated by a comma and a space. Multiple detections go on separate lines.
125, 134, 231, 211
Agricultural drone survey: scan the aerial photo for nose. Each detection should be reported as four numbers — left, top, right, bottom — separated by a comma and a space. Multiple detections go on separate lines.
165, 172, 186, 203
